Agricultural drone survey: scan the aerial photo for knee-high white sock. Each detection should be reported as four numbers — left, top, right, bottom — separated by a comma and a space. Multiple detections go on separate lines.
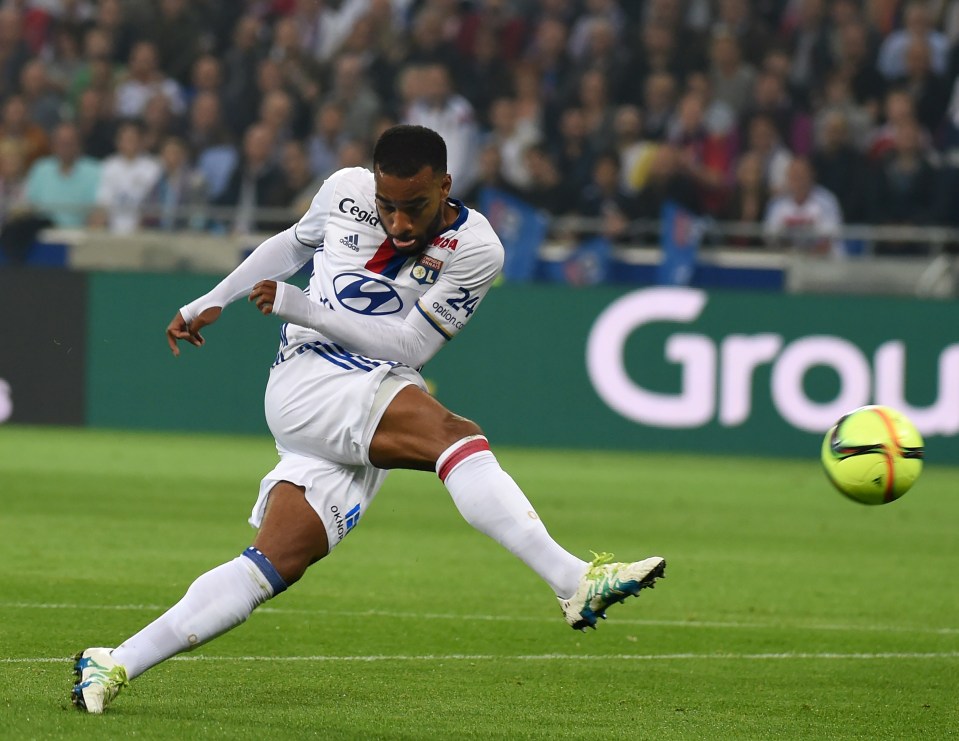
111, 547, 287, 679
438, 436, 587, 598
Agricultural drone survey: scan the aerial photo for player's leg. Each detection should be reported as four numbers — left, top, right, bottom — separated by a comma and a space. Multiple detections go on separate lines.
369, 384, 665, 629
73, 481, 327, 713
371, 386, 587, 596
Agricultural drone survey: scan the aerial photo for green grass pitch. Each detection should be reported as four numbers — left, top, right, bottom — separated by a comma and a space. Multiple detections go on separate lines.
1, 426, 957, 739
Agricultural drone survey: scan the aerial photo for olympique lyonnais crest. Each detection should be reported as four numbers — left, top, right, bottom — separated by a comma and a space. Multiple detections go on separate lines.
411, 255, 444, 285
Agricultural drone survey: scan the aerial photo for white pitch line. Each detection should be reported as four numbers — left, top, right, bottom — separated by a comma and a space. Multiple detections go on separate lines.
5, 652, 959, 665
2, 601, 958, 636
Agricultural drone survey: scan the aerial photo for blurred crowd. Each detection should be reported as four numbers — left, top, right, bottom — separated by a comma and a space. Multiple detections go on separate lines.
2, 0, 959, 253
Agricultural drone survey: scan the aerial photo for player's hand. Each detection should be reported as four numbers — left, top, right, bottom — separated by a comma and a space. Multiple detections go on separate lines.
165, 306, 221, 356
249, 280, 278, 315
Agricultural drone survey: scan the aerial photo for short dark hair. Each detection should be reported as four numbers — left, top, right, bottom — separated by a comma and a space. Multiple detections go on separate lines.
373, 124, 447, 178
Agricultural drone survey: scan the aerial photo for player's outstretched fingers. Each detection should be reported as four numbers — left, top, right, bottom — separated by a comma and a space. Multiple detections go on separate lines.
249, 280, 277, 315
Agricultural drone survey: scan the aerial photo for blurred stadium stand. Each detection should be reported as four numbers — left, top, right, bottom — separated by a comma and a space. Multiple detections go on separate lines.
2, 0, 959, 297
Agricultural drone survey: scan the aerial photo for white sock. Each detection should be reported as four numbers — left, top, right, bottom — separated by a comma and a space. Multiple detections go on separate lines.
437, 436, 587, 599
111, 547, 287, 679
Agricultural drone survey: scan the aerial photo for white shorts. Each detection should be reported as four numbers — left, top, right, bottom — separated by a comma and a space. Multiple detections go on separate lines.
250, 342, 426, 552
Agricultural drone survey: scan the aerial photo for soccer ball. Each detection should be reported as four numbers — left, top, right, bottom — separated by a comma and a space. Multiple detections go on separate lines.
821, 405, 924, 505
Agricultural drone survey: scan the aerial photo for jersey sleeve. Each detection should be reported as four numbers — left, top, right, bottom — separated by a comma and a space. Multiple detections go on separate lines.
412, 235, 504, 342
293, 168, 349, 248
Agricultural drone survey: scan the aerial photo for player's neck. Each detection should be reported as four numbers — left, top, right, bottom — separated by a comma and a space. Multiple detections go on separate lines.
440, 199, 460, 232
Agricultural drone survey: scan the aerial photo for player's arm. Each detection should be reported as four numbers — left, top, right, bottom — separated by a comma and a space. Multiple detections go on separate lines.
167, 173, 341, 355
252, 242, 504, 368
165, 226, 315, 355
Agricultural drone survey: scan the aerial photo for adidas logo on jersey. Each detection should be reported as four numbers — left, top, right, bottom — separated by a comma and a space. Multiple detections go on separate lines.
339, 233, 359, 251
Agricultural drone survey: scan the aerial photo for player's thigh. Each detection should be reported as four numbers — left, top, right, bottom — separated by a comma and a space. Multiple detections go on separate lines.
265, 348, 424, 467
251, 450, 389, 583
369, 384, 482, 470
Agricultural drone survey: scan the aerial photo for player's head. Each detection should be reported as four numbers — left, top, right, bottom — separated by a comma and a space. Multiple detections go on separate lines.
372, 125, 452, 255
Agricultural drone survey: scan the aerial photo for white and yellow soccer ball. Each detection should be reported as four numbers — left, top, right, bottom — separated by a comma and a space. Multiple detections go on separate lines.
821, 405, 924, 505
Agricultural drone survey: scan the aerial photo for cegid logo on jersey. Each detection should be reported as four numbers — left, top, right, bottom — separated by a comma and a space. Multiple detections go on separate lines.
338, 197, 379, 227
333, 272, 403, 315
586, 287, 959, 436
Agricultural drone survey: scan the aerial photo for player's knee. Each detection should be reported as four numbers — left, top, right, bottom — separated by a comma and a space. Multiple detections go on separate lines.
441, 412, 482, 445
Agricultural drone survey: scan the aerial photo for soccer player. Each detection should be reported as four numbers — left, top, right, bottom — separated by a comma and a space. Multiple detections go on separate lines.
72, 125, 666, 713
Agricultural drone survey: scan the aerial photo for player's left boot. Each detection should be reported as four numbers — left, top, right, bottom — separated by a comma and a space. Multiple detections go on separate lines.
71, 647, 128, 713
559, 552, 666, 631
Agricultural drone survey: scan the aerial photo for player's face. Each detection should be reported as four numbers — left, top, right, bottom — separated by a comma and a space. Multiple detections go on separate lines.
374, 165, 452, 256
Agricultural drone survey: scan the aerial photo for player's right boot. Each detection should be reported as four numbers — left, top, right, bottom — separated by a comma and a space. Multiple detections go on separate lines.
559, 552, 666, 631
71, 647, 128, 714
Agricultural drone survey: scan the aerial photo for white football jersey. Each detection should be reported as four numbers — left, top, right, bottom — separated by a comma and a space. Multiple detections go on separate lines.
283, 167, 504, 362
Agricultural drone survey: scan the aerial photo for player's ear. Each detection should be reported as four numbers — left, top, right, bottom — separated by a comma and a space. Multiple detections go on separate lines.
440, 172, 452, 198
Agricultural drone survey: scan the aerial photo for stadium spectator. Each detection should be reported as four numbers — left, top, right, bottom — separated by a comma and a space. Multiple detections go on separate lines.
813, 71, 875, 151
146, 0, 202, 85
549, 106, 595, 197
94, 0, 138, 65
510, 62, 547, 135
520, 143, 576, 215
404, 63, 479, 195
185, 54, 224, 107
831, 19, 886, 116
623, 21, 684, 105
18, 59, 62, 134
293, 0, 371, 65
115, 40, 185, 119
46, 23, 84, 102
868, 117, 942, 249
707, 29, 756, 121
70, 26, 122, 104
641, 71, 678, 140
187, 92, 237, 201
895, 35, 949, 134
23, 122, 100, 228
457, 0, 527, 63
75, 87, 117, 160
575, 150, 640, 242
0, 141, 26, 225
782, 0, 833, 99
0, 95, 49, 170
0, 8, 32, 101
461, 140, 513, 207
868, 88, 931, 160
322, 53, 382, 147
763, 155, 843, 255
712, 0, 771, 66
571, 16, 629, 104
877, 0, 949, 79
522, 16, 574, 120
666, 90, 734, 211
742, 112, 794, 194
633, 143, 703, 220
453, 25, 512, 128
267, 16, 323, 116
718, 150, 770, 247
141, 92, 184, 155
91, 120, 162, 234
811, 110, 871, 224
306, 102, 348, 181
220, 15, 264, 138
403, 4, 461, 69
484, 96, 540, 191
570, 68, 616, 151
141, 136, 207, 231
613, 104, 658, 194
275, 139, 319, 216
213, 123, 286, 235
741, 70, 812, 156
257, 89, 297, 159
